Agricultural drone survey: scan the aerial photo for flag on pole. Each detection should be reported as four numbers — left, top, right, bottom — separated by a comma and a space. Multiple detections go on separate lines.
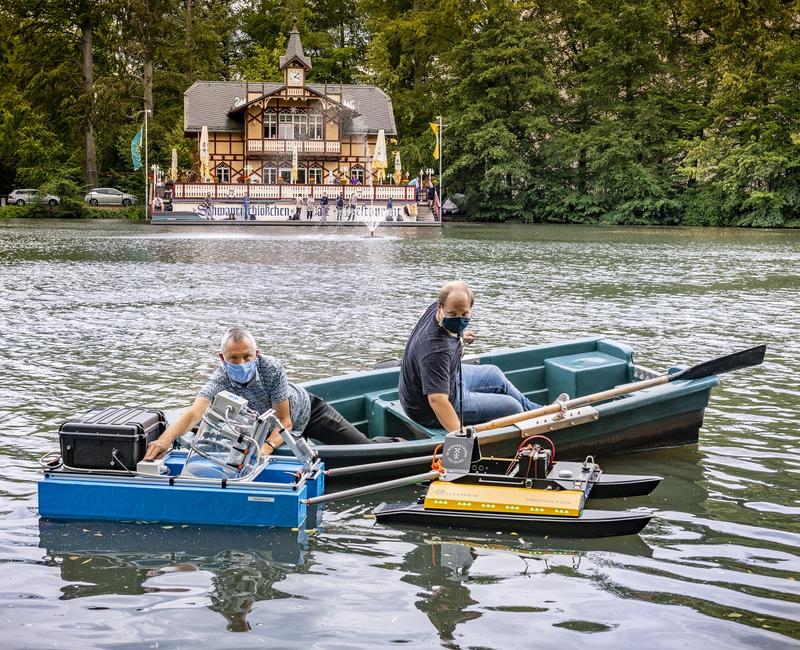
430, 122, 439, 160
291, 143, 298, 183
170, 148, 178, 180
131, 127, 143, 170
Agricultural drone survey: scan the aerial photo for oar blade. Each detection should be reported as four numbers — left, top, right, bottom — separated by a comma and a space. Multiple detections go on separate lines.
671, 345, 767, 381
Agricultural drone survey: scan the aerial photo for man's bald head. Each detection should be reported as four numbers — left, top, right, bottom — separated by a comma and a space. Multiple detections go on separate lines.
437, 281, 474, 309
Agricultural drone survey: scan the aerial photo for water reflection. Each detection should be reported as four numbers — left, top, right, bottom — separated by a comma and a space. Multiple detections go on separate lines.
39, 520, 309, 632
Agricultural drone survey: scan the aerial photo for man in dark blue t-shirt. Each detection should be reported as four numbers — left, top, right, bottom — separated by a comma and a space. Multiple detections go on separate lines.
398, 281, 539, 431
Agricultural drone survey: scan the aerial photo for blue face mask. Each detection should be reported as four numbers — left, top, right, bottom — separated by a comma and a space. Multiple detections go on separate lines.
441, 316, 470, 335
224, 359, 258, 385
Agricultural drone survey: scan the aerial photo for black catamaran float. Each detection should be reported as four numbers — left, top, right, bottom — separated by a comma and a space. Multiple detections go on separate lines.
258, 339, 766, 478
373, 429, 662, 538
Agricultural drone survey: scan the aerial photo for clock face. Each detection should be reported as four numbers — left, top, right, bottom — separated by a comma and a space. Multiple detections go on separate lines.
289, 69, 303, 85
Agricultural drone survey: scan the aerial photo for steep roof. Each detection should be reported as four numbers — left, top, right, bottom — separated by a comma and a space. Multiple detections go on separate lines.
183, 82, 397, 136
279, 20, 312, 70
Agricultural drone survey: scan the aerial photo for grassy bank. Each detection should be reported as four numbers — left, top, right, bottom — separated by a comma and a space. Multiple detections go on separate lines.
1, 204, 145, 220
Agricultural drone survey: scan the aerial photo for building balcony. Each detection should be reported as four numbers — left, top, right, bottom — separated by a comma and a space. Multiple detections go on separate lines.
247, 140, 341, 155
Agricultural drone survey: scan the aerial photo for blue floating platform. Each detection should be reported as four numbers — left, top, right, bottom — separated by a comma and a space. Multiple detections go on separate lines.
38, 450, 325, 528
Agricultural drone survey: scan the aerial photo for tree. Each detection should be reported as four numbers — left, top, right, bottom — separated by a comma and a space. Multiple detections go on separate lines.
679, 0, 800, 226
441, 1, 556, 220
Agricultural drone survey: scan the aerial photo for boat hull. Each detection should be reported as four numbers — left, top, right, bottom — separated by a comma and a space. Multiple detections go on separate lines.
38, 452, 325, 528
373, 502, 652, 538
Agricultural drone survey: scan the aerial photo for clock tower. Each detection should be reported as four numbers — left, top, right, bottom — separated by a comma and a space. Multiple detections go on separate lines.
280, 18, 312, 87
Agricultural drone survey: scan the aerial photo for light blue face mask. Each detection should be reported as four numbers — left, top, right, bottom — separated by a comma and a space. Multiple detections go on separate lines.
224, 359, 258, 385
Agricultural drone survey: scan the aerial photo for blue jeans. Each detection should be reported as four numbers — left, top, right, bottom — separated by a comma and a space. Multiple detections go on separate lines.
454, 363, 540, 425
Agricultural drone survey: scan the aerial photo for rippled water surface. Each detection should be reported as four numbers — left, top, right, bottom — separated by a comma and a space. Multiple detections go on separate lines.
1, 219, 798, 649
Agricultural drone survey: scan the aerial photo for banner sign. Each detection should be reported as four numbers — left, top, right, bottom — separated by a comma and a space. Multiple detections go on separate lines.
174, 200, 413, 221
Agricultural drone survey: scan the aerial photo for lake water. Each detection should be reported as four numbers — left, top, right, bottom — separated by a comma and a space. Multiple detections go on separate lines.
1, 219, 798, 648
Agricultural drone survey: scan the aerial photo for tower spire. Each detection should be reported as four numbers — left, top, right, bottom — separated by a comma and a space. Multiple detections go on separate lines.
279, 17, 312, 70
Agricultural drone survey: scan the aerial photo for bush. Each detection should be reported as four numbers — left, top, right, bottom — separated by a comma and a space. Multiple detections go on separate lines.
0, 204, 30, 218
84, 205, 146, 221
1, 201, 145, 221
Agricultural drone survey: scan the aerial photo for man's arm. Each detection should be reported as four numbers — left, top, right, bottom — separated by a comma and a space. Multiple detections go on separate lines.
144, 396, 210, 460
427, 393, 461, 432
261, 399, 292, 456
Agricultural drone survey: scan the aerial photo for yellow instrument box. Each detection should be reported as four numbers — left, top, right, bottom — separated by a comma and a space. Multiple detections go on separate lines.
424, 480, 585, 517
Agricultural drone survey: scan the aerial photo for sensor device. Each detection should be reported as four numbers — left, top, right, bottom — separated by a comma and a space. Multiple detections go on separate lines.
137, 459, 166, 476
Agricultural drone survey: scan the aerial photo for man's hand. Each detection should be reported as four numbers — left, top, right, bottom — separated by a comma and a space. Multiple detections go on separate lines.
144, 437, 171, 461
463, 330, 476, 345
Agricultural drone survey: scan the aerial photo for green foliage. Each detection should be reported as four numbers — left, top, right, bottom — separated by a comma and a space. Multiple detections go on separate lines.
0, 0, 798, 226
84, 206, 145, 221
0, 205, 31, 219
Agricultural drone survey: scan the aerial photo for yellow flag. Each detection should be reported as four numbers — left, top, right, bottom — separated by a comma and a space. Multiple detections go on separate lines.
430, 122, 439, 160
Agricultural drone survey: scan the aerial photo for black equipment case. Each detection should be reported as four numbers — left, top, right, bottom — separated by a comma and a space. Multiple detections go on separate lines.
59, 407, 166, 470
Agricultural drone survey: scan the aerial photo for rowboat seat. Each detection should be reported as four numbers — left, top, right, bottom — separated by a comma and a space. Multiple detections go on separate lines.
365, 392, 444, 440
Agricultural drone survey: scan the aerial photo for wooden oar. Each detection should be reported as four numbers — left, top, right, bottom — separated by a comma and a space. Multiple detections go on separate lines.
474, 344, 767, 433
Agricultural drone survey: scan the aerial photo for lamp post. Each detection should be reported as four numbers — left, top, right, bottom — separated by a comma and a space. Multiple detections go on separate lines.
151, 163, 161, 200
436, 115, 443, 203
141, 108, 151, 219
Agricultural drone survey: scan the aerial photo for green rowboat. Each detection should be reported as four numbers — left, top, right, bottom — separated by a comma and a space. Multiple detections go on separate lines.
276, 337, 720, 478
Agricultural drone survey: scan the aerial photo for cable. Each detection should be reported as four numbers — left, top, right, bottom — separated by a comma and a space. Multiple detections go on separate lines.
517, 434, 556, 461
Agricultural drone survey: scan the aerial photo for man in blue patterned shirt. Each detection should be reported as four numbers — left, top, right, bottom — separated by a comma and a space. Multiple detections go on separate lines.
144, 326, 370, 460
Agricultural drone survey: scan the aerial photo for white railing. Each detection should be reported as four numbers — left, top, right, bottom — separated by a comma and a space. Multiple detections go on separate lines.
246, 140, 342, 154
172, 182, 416, 201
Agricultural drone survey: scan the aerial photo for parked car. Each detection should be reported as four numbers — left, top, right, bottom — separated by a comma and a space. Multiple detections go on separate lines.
84, 188, 139, 206
7, 189, 60, 207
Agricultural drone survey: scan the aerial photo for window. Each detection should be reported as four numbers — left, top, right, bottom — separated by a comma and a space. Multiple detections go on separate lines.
279, 110, 306, 139
264, 165, 277, 184
308, 113, 323, 140
309, 164, 323, 185
279, 112, 293, 139
264, 111, 277, 139
296, 167, 307, 184
351, 165, 365, 184
216, 164, 230, 183
279, 163, 292, 183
